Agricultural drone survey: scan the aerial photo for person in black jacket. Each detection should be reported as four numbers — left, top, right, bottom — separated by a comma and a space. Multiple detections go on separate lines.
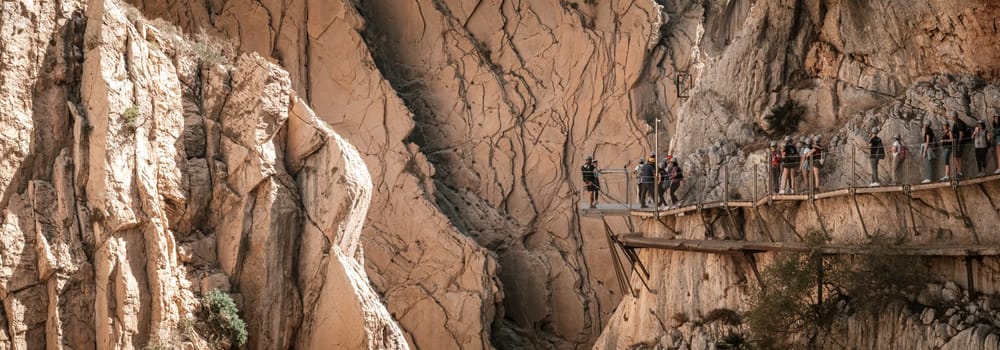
581, 156, 600, 208
667, 158, 684, 208
951, 112, 968, 178
656, 159, 669, 207
780, 136, 798, 194
869, 127, 885, 186
639, 156, 656, 208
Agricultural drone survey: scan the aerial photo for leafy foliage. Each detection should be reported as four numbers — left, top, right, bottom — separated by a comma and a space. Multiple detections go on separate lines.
746, 232, 930, 348
763, 100, 805, 136
202, 290, 248, 348
121, 105, 140, 132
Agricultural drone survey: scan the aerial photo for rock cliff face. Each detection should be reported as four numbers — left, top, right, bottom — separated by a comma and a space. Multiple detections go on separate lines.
2, 0, 998, 349
124, 0, 664, 348
0, 0, 406, 348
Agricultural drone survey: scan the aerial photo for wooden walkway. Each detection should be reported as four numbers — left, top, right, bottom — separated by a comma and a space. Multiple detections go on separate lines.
619, 234, 1000, 257
580, 173, 1000, 218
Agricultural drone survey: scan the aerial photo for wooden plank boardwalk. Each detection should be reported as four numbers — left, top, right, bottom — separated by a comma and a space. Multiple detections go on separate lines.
579, 173, 1000, 219
619, 234, 1000, 257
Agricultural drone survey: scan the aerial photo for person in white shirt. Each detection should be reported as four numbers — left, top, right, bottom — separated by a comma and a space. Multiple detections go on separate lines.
891, 134, 906, 185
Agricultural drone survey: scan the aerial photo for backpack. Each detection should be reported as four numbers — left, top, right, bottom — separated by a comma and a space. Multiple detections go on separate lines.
770, 151, 781, 167
813, 146, 824, 165
897, 142, 907, 159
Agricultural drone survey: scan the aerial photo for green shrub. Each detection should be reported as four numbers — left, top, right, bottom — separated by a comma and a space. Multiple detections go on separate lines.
746, 232, 930, 347
121, 106, 140, 132
763, 100, 805, 136
202, 290, 248, 348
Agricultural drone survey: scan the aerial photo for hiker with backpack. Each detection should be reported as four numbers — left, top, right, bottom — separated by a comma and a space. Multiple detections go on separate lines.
667, 158, 684, 208
656, 158, 670, 207
891, 134, 906, 184
768, 141, 781, 193
581, 156, 600, 208
809, 136, 824, 190
973, 120, 989, 176
951, 112, 969, 178
869, 127, 885, 187
780, 136, 798, 194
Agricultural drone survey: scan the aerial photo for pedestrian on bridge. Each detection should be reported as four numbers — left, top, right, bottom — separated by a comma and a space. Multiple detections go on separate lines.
974, 120, 989, 176
809, 136, 824, 190
941, 121, 954, 181
634, 158, 645, 203
639, 157, 656, 208
780, 136, 798, 194
799, 138, 811, 192
581, 156, 600, 208
768, 141, 781, 193
656, 158, 669, 207
920, 120, 936, 184
952, 112, 969, 178
891, 134, 906, 185
668, 158, 684, 208
869, 127, 885, 187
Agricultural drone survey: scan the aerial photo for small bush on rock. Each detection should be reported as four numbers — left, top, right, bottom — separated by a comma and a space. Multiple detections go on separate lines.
202, 289, 248, 348
763, 100, 805, 136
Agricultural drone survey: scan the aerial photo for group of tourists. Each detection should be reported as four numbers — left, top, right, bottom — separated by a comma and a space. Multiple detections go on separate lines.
916, 112, 1000, 183
632, 153, 685, 209
768, 112, 1000, 194
768, 135, 825, 194
580, 153, 685, 209
582, 112, 1000, 208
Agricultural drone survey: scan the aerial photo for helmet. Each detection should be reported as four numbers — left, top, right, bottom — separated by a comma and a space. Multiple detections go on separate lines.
871, 127, 879, 134
769, 141, 777, 147
585, 155, 593, 161
813, 136, 821, 143
639, 158, 645, 164
923, 119, 932, 126
894, 134, 901, 140
784, 136, 792, 142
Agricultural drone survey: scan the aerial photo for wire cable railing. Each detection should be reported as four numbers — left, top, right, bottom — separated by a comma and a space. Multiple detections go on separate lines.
580, 133, 999, 213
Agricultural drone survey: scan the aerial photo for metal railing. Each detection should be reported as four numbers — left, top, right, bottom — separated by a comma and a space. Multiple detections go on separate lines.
580, 134, 997, 210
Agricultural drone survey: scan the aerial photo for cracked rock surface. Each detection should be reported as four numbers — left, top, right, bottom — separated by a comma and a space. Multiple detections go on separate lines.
0, 0, 406, 348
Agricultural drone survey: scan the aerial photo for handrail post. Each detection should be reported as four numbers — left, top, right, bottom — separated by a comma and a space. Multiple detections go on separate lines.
852, 145, 857, 188
626, 163, 631, 211
724, 163, 729, 206
753, 163, 759, 203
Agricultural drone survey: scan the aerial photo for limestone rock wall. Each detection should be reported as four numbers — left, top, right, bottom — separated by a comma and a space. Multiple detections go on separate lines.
0, 0, 406, 348
123, 0, 669, 348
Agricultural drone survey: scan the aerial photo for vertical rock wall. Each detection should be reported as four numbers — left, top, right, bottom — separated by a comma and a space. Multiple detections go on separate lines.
0, 0, 407, 348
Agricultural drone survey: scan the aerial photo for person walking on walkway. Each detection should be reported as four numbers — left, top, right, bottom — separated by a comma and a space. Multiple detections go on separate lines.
656, 159, 669, 207
633, 158, 645, 202
993, 115, 1000, 174
799, 138, 812, 192
809, 136, 823, 190
667, 158, 684, 208
780, 136, 798, 194
891, 134, 906, 184
940, 121, 954, 181
581, 156, 600, 208
639, 157, 656, 208
768, 141, 781, 193
920, 120, 936, 184
974, 120, 989, 176
952, 112, 969, 178
869, 127, 885, 187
